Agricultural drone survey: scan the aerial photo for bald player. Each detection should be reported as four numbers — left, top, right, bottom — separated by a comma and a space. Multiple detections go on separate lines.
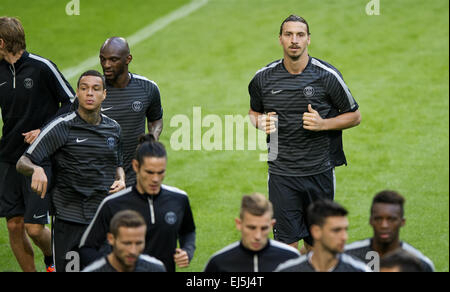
97, 37, 163, 187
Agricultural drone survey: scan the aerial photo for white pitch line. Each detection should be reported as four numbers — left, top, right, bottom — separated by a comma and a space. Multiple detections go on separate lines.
62, 0, 209, 80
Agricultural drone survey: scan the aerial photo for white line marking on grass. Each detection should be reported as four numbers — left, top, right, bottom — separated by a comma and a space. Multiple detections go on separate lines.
62, 0, 209, 80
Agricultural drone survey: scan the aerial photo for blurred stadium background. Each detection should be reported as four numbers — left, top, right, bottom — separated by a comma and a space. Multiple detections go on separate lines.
0, 0, 448, 272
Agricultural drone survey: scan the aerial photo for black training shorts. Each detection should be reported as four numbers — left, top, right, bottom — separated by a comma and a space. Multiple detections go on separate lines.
268, 168, 335, 245
0, 162, 51, 224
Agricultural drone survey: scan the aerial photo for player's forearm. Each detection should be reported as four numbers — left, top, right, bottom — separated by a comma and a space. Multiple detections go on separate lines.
148, 119, 163, 140
179, 231, 196, 261
323, 110, 361, 131
248, 109, 260, 129
16, 155, 41, 177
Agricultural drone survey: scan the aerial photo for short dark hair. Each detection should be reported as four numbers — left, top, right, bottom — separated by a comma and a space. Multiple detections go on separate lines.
307, 200, 348, 227
371, 190, 405, 217
240, 193, 273, 219
134, 134, 167, 165
279, 14, 310, 36
109, 210, 146, 237
0, 16, 26, 54
77, 70, 106, 90
380, 249, 425, 272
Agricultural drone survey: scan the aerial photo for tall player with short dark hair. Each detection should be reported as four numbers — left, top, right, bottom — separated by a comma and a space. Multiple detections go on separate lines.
248, 15, 361, 253
0, 16, 74, 272
16, 70, 125, 272
98, 37, 163, 187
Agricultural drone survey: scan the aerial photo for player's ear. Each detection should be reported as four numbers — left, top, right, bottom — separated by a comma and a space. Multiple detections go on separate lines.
271, 218, 276, 228
132, 159, 139, 173
107, 232, 115, 246
126, 54, 132, 65
235, 217, 242, 231
310, 224, 321, 239
401, 218, 406, 227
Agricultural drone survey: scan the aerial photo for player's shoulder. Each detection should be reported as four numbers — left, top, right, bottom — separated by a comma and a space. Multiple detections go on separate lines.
101, 113, 121, 128
138, 254, 166, 271
101, 187, 134, 205
340, 253, 372, 272
274, 253, 309, 272
25, 52, 56, 70
401, 241, 435, 271
82, 257, 109, 272
42, 112, 77, 132
269, 239, 301, 256
130, 73, 159, 92
309, 56, 344, 78
253, 59, 283, 78
161, 184, 189, 198
344, 238, 372, 251
210, 241, 242, 260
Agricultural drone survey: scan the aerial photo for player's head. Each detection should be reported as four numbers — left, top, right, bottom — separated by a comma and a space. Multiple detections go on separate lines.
100, 37, 132, 84
307, 200, 348, 255
370, 190, 406, 245
380, 249, 424, 272
0, 16, 26, 57
279, 15, 310, 61
235, 193, 275, 252
132, 134, 167, 195
107, 210, 147, 271
76, 70, 106, 112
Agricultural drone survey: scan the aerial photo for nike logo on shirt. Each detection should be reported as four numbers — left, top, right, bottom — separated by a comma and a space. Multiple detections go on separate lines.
271, 90, 283, 94
101, 107, 113, 112
76, 138, 88, 143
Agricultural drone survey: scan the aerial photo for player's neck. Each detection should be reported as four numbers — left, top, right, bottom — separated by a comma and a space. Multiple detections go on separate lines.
309, 248, 339, 272
109, 71, 130, 89
77, 108, 102, 125
372, 237, 402, 257
108, 253, 135, 272
283, 52, 309, 74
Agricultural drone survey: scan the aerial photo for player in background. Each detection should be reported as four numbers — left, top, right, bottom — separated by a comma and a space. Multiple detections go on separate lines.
344, 190, 434, 272
82, 210, 166, 272
98, 37, 163, 187
79, 134, 196, 272
16, 70, 125, 271
275, 200, 369, 272
204, 193, 300, 272
0, 16, 74, 272
248, 15, 361, 254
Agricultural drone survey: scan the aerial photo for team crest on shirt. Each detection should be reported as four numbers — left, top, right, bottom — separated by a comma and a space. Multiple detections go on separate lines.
165, 211, 177, 225
24, 78, 34, 89
132, 101, 144, 112
106, 137, 116, 149
303, 86, 315, 97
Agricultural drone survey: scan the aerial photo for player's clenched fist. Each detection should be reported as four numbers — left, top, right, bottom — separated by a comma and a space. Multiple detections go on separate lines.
258, 112, 278, 134
31, 167, 48, 199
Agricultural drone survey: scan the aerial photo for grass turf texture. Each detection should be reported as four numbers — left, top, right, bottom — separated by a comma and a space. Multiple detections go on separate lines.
0, 0, 448, 272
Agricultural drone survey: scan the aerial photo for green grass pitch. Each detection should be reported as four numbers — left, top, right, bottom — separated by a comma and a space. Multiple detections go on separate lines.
0, 0, 448, 272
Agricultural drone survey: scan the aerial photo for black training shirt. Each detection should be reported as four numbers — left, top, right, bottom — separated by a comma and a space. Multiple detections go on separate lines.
0, 51, 74, 163
249, 56, 359, 176
25, 111, 123, 224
